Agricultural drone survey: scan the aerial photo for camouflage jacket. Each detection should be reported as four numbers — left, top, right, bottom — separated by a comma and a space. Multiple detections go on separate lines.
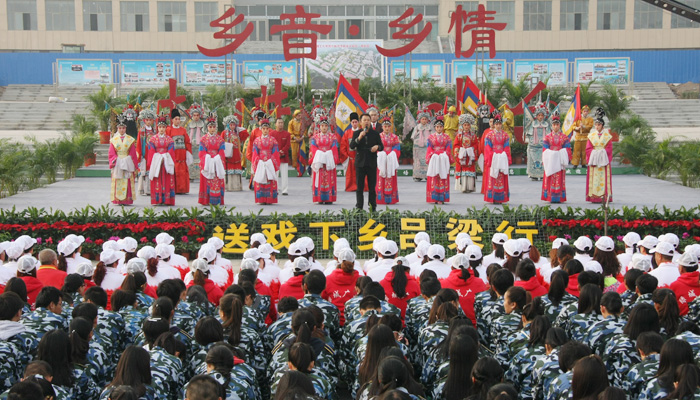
0, 321, 38, 370
135, 291, 154, 309
622, 353, 659, 400
674, 331, 700, 364
553, 302, 577, 330
584, 315, 626, 355
566, 312, 604, 342
21, 307, 68, 338
0, 341, 19, 392
270, 367, 336, 400
531, 348, 562, 400
64, 364, 101, 400
505, 344, 548, 400
269, 334, 337, 386
182, 370, 256, 400
339, 310, 380, 385
405, 296, 432, 345
603, 333, 641, 386
344, 297, 400, 325
117, 305, 148, 344
639, 377, 673, 400
496, 326, 530, 369
491, 311, 524, 358
545, 370, 573, 400
474, 291, 504, 348
623, 293, 654, 319
264, 311, 293, 351
540, 293, 578, 325
298, 294, 342, 344
101, 385, 156, 400
620, 290, 637, 310
172, 303, 197, 336
95, 307, 127, 359
149, 345, 185, 400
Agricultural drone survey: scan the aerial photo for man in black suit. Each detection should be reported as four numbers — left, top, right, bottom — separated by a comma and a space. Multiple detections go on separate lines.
368, 108, 383, 132
350, 112, 384, 211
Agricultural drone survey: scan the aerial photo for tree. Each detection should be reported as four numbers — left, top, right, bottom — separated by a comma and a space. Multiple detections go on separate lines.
599, 83, 631, 121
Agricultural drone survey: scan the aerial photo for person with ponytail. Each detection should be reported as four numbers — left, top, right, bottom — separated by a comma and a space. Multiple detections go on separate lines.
117, 237, 139, 266
540, 238, 568, 284
540, 269, 577, 324
121, 258, 155, 308
497, 297, 547, 367
322, 248, 359, 325
590, 236, 623, 292
146, 244, 181, 291
37, 329, 100, 400
638, 339, 696, 400
622, 331, 664, 399
379, 256, 420, 320
69, 316, 109, 387
483, 233, 507, 267
584, 291, 625, 355
56, 239, 80, 273
571, 354, 610, 399
432, 333, 478, 400
365, 356, 420, 400
502, 239, 522, 275
93, 249, 125, 308
440, 250, 488, 326
357, 325, 400, 395
61, 273, 86, 315
419, 293, 459, 380
514, 258, 548, 298
618, 232, 641, 274
185, 244, 230, 292
269, 342, 334, 400
531, 327, 570, 400
187, 344, 257, 400
566, 283, 604, 341
405, 272, 440, 352
475, 267, 514, 350
187, 259, 223, 306
653, 288, 682, 338
100, 345, 155, 400
504, 315, 550, 395
468, 357, 504, 400
219, 293, 266, 383
665, 364, 700, 399
111, 289, 147, 343
491, 286, 530, 359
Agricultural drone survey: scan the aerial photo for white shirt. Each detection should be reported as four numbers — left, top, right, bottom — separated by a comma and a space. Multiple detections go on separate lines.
262, 260, 281, 281
215, 254, 233, 271
649, 262, 680, 287
405, 252, 422, 266
366, 259, 397, 282
364, 257, 380, 273
482, 251, 505, 268
278, 260, 294, 284
146, 261, 182, 288
617, 249, 634, 274
412, 259, 451, 279
324, 260, 364, 276
66, 254, 92, 274
0, 262, 17, 285
100, 267, 126, 291
184, 264, 230, 287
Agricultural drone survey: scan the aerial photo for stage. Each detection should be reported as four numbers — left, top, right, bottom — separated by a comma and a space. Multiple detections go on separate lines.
1, 172, 698, 214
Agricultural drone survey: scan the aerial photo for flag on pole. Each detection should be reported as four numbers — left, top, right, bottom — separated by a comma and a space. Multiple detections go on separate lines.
334, 74, 369, 138
402, 104, 416, 140
460, 76, 493, 115
563, 84, 581, 138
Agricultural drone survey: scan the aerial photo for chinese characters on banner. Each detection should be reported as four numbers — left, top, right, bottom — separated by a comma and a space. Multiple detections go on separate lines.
198, 5, 505, 60
211, 217, 541, 255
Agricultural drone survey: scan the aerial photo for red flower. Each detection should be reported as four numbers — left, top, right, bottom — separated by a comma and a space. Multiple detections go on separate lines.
196, 237, 206, 243
548, 235, 557, 242
46, 237, 53, 244
95, 239, 104, 246
181, 236, 189, 243
140, 237, 148, 243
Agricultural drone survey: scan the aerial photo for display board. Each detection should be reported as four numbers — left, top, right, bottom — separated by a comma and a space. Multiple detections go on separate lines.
56, 59, 112, 85
120, 60, 175, 87
390, 60, 445, 83
306, 40, 383, 89
181, 60, 234, 86
575, 57, 631, 84
513, 59, 568, 85
452, 60, 507, 83
243, 61, 298, 88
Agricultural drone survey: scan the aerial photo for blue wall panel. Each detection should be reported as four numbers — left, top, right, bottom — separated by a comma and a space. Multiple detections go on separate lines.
0, 49, 698, 86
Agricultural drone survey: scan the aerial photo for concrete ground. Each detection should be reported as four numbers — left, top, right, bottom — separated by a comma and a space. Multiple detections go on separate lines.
1, 173, 698, 213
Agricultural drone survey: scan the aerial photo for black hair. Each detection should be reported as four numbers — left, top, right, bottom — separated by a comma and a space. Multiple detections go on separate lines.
35, 286, 63, 309
7, 380, 43, 400
571, 354, 609, 399
656, 339, 695, 391
600, 291, 623, 315
516, 259, 537, 281
121, 272, 147, 294
419, 277, 441, 298
195, 316, 224, 346
390, 260, 411, 298
577, 284, 603, 315
303, 270, 326, 295
471, 357, 504, 400
624, 269, 644, 293
288, 342, 316, 373
273, 370, 316, 400
219, 294, 243, 346
563, 259, 584, 276
151, 296, 174, 320
676, 321, 700, 336
84, 286, 108, 308
238, 268, 258, 285
558, 341, 592, 373
358, 325, 398, 386
597, 386, 627, 400
363, 282, 386, 301
69, 317, 93, 364
493, 242, 505, 259
545, 327, 569, 349
106, 345, 152, 398
578, 271, 603, 290
142, 317, 170, 346
444, 334, 478, 400
186, 374, 224, 400
636, 331, 664, 355
490, 268, 515, 300
523, 296, 545, 322
667, 364, 700, 400
653, 288, 681, 336
623, 303, 660, 340
111, 289, 137, 312
61, 274, 85, 297
548, 269, 569, 306
487, 383, 518, 400
0, 292, 24, 320
205, 345, 235, 394
360, 295, 381, 311
156, 279, 182, 306
72, 301, 98, 322
4, 278, 27, 304
37, 329, 74, 386
505, 286, 530, 312
636, 274, 658, 295
428, 289, 459, 324
528, 315, 551, 347
278, 296, 300, 314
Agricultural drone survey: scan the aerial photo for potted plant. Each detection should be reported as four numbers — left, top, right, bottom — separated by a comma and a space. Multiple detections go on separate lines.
510, 140, 527, 165
86, 84, 120, 144
400, 138, 413, 165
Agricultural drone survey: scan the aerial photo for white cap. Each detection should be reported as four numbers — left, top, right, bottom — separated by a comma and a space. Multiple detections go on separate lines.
414, 232, 430, 245
126, 258, 148, 274
57, 240, 79, 256
250, 233, 267, 246
5, 242, 24, 260
679, 252, 699, 268
0, 242, 9, 256
191, 258, 210, 273
297, 237, 314, 252
504, 239, 522, 257
595, 236, 615, 252
428, 244, 445, 260
207, 237, 225, 250
380, 240, 399, 257
155, 243, 175, 260
457, 236, 473, 252
75, 262, 95, 277
650, 241, 675, 257
118, 237, 138, 253
638, 235, 659, 250
573, 236, 593, 252
552, 238, 569, 250
464, 245, 483, 261
660, 233, 680, 248
100, 249, 121, 265
630, 253, 652, 272
685, 244, 700, 259
333, 238, 351, 258
137, 246, 156, 260
243, 248, 263, 260
517, 238, 532, 253
64, 234, 85, 246
337, 248, 356, 263
155, 232, 175, 245
288, 242, 304, 256
102, 240, 121, 252
451, 253, 471, 269
394, 256, 410, 267
259, 243, 279, 258
16, 255, 39, 274
240, 258, 259, 271
456, 233, 471, 246
622, 232, 641, 247
293, 256, 311, 273
372, 236, 387, 252
16, 235, 37, 251
492, 233, 508, 245
198, 244, 217, 263
416, 241, 431, 258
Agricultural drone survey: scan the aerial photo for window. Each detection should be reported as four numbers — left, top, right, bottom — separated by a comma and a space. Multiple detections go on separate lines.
121, 1, 149, 32
46, 0, 75, 31
347, 6, 363, 16
456, 1, 480, 12
560, 0, 588, 30
376, 20, 389, 40
248, 5, 265, 16
425, 5, 439, 15
523, 1, 552, 30
194, 2, 217, 32
634, 0, 663, 29
83, 1, 112, 31
389, 6, 404, 16
267, 6, 283, 17
363, 6, 375, 16
7, 0, 37, 30
310, 6, 327, 16
486, 1, 514, 30
158, 1, 186, 32
597, 0, 625, 29
672, 0, 700, 27
62, 44, 84, 52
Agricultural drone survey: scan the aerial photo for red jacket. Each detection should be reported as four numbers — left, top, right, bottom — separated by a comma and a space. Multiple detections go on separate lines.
278, 274, 305, 300
670, 271, 700, 316
566, 273, 581, 297
84, 279, 96, 289
440, 269, 488, 326
21, 276, 44, 306
187, 279, 224, 306
37, 265, 67, 289
380, 271, 421, 321
515, 277, 548, 298
144, 285, 157, 298
322, 269, 359, 325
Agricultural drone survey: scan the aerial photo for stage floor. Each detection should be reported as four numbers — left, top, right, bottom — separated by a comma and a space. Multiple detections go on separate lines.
1, 174, 698, 214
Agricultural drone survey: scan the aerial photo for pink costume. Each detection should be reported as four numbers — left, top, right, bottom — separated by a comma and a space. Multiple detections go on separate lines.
425, 132, 452, 203
376, 132, 401, 204
252, 134, 281, 204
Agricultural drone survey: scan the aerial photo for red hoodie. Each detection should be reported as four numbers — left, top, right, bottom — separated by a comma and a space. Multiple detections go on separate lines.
278, 274, 305, 300
21, 276, 44, 306
515, 277, 548, 298
37, 265, 67, 289
670, 271, 700, 316
566, 273, 581, 297
380, 271, 420, 321
187, 279, 224, 306
440, 269, 488, 326
322, 269, 359, 325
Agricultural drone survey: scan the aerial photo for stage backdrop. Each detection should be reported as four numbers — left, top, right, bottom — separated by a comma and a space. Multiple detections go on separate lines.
306, 40, 384, 90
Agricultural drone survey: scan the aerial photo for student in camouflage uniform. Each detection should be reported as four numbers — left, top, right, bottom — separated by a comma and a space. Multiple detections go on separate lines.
158, 279, 197, 337
530, 327, 569, 400
222, 282, 268, 335
404, 273, 440, 351
496, 297, 546, 367
431, 333, 478, 400
491, 286, 528, 363
99, 345, 157, 400
544, 341, 591, 400
21, 286, 68, 338
297, 270, 341, 343
0, 292, 38, 374
504, 316, 551, 398
189, 316, 224, 375
84, 286, 128, 360
623, 274, 658, 319
59, 273, 85, 320
69, 317, 109, 387
622, 331, 663, 400
566, 283, 604, 341
638, 339, 695, 400
121, 266, 155, 310
344, 281, 401, 325
620, 269, 644, 310
603, 303, 660, 386
219, 293, 267, 385
142, 317, 185, 400
673, 321, 700, 364
238, 267, 274, 324
539, 270, 577, 324
185, 345, 257, 400
270, 342, 336, 400
111, 289, 148, 343
37, 329, 100, 400
474, 268, 513, 349
265, 296, 298, 351
340, 296, 384, 386
585, 291, 626, 355
418, 292, 460, 386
